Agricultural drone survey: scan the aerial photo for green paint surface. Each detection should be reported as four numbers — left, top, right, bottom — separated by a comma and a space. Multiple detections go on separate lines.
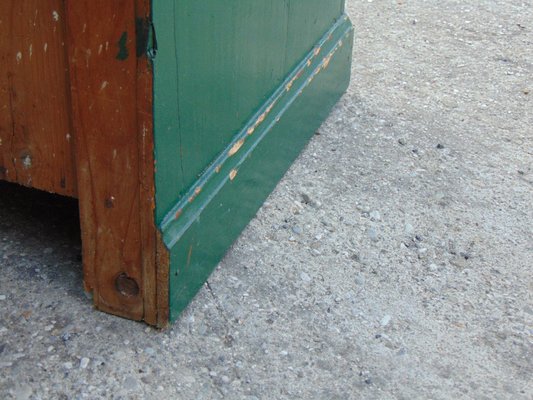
116, 31, 129, 61
152, 1, 353, 321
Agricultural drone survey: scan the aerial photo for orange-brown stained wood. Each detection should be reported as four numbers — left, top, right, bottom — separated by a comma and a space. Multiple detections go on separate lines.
66, 0, 147, 321
0, 1, 77, 197
135, 0, 167, 326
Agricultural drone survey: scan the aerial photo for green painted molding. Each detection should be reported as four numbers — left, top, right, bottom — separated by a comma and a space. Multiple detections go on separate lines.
160, 16, 353, 249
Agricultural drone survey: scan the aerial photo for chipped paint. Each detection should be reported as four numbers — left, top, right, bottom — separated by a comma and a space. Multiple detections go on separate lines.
85, 49, 92, 68
323, 53, 334, 69
16, 52, 22, 63
188, 186, 202, 203
22, 155, 32, 169
159, 17, 354, 250
52, 11, 59, 22
116, 32, 129, 61
186, 245, 193, 267
100, 81, 109, 91
228, 139, 244, 157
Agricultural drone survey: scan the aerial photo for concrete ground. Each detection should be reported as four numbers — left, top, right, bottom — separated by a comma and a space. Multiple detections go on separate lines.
1, 0, 532, 399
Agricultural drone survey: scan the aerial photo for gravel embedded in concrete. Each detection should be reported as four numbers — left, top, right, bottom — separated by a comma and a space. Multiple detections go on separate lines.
1, 1, 532, 399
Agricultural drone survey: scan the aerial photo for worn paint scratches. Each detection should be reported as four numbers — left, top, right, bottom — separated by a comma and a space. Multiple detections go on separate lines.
186, 245, 193, 267
116, 31, 129, 61
160, 19, 354, 248
247, 99, 278, 136
22, 154, 32, 169
228, 139, 245, 157
188, 186, 202, 203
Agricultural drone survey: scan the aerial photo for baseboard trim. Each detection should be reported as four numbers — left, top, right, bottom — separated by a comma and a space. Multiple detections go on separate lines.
160, 15, 353, 249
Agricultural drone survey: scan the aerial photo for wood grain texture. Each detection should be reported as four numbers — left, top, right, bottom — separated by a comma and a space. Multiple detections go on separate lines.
135, 0, 163, 326
0, 0, 77, 196
66, 0, 152, 321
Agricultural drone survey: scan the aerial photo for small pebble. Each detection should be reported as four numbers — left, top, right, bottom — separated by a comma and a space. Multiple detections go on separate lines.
61, 332, 72, 342
369, 210, 381, 221
381, 315, 392, 327
80, 357, 90, 369
291, 226, 302, 235
428, 263, 439, 272
300, 272, 312, 282
12, 386, 32, 400
123, 376, 139, 391
450, 256, 467, 269
145, 347, 155, 356
367, 227, 379, 242
63, 362, 73, 370
0, 295, 6, 301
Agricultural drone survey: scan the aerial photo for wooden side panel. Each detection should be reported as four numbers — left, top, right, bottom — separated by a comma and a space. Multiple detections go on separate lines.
0, 1, 77, 196
65, 0, 156, 321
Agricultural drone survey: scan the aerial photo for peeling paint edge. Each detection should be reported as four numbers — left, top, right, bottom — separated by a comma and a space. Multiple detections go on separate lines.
160, 16, 354, 249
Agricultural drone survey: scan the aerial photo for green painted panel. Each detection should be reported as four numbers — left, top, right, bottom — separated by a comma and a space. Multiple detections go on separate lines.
168, 34, 353, 319
153, 0, 344, 222
152, 1, 353, 321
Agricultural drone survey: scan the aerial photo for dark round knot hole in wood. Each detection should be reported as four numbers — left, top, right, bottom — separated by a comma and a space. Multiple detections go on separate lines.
115, 273, 140, 297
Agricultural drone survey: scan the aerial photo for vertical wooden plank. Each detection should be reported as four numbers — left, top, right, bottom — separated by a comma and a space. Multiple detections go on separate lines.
135, 0, 163, 326
65, 0, 148, 320
0, 0, 77, 196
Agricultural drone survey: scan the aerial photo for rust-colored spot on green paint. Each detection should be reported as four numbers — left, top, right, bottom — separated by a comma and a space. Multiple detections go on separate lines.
116, 31, 129, 61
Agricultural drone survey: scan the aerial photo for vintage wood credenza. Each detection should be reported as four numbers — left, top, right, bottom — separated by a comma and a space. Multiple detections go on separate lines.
0, 1, 353, 326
